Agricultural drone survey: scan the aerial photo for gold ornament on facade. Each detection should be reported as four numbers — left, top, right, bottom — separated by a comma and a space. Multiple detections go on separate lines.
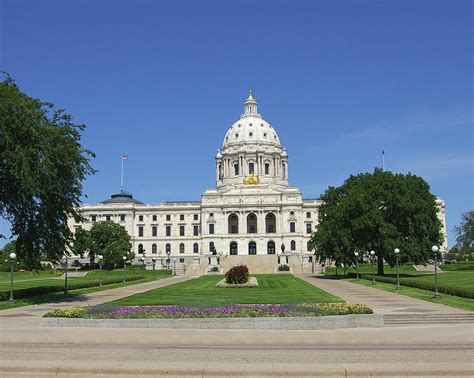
243, 174, 260, 185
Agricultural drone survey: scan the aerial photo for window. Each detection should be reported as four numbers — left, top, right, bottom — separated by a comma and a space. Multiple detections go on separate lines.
179, 243, 185, 253
291, 240, 296, 251
180, 225, 185, 236
179, 258, 184, 263
234, 163, 239, 176
230, 242, 238, 255
138, 244, 144, 254
166, 243, 171, 253
209, 242, 215, 253
152, 226, 157, 237
306, 212, 311, 219
180, 214, 184, 221
193, 243, 199, 253
290, 222, 296, 233
193, 225, 199, 236
152, 243, 157, 254
249, 162, 254, 174
265, 163, 269, 175
266, 213, 276, 233
282, 162, 286, 178
138, 226, 144, 237
153, 215, 157, 221
166, 214, 171, 221
228, 213, 239, 234
193, 214, 198, 221
91, 215, 97, 222
247, 213, 257, 233
139, 215, 143, 222
267, 241, 275, 255
166, 226, 171, 237
209, 223, 214, 234
306, 223, 312, 234
248, 241, 257, 255
120, 214, 126, 222
105, 215, 111, 221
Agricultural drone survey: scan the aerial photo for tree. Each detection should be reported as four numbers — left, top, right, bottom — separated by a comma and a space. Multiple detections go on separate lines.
0, 240, 33, 271
453, 211, 474, 252
310, 169, 443, 275
71, 228, 93, 264
88, 221, 133, 270
0, 73, 95, 265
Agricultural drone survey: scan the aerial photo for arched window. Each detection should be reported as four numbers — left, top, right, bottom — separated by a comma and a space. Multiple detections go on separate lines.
230, 242, 238, 255
228, 213, 239, 234
138, 244, 144, 254
265, 213, 276, 233
209, 241, 215, 254
247, 213, 257, 233
152, 243, 157, 254
248, 241, 257, 255
282, 162, 286, 178
265, 163, 270, 175
267, 241, 275, 254
290, 240, 296, 251
249, 162, 255, 175
193, 243, 199, 253
179, 243, 185, 253
165, 243, 171, 253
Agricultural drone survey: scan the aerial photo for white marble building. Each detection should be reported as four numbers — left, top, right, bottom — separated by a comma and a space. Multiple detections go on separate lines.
69, 91, 447, 273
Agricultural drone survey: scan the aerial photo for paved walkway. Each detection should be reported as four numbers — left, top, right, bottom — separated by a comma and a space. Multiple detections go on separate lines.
299, 274, 470, 314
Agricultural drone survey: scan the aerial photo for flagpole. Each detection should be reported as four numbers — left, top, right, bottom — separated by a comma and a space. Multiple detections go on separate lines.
121, 157, 124, 191
382, 150, 385, 171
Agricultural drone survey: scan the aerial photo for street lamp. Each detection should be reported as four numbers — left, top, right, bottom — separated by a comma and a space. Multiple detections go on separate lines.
62, 256, 68, 295
8, 253, 16, 304
432, 245, 440, 298
173, 258, 177, 276
354, 252, 359, 280
152, 257, 157, 280
370, 250, 376, 284
98, 254, 103, 287
122, 256, 127, 283
394, 248, 400, 290
166, 250, 171, 270
140, 256, 145, 280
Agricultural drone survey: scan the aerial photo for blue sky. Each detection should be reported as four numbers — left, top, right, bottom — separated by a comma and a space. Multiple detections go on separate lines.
0, 0, 472, 248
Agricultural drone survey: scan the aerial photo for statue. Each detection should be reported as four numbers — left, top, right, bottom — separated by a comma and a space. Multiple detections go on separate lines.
243, 173, 260, 185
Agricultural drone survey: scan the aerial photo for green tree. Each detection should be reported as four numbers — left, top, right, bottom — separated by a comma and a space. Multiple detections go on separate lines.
0, 73, 95, 265
310, 169, 443, 275
72, 228, 93, 264
89, 221, 133, 270
453, 211, 474, 252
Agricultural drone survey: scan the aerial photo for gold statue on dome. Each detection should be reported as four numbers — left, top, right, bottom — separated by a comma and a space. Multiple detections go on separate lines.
243, 174, 260, 185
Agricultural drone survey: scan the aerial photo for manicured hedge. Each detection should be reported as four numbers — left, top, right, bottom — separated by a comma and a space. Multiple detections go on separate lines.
348, 273, 474, 299
0, 275, 145, 301
225, 265, 249, 284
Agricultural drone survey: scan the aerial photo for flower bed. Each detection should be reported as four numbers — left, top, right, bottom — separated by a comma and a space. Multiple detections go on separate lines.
216, 277, 258, 288
43, 303, 373, 319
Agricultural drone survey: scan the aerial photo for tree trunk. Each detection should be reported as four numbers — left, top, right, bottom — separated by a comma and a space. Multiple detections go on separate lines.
377, 254, 384, 276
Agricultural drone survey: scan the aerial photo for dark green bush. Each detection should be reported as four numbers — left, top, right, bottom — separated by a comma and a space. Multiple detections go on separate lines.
278, 264, 290, 271
351, 273, 474, 299
225, 265, 249, 284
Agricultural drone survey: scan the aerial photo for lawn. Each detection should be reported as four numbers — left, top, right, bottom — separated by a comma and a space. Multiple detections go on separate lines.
111, 274, 343, 306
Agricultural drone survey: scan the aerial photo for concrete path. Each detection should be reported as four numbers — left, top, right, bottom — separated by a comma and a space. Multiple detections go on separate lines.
299, 274, 470, 314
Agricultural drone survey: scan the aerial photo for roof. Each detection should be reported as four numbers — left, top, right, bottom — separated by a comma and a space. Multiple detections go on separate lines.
100, 191, 143, 204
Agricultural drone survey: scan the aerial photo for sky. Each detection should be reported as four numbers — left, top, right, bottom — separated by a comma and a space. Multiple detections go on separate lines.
0, 0, 472, 248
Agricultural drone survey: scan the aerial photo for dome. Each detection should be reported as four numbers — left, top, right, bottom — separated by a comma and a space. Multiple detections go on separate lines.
221, 90, 282, 150
101, 191, 143, 204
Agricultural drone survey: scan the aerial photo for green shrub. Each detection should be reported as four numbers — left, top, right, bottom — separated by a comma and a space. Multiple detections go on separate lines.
278, 264, 290, 271
210, 266, 219, 272
225, 265, 249, 284
351, 273, 474, 299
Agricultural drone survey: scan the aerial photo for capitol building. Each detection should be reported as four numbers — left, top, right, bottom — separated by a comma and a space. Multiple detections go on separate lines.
70, 91, 447, 274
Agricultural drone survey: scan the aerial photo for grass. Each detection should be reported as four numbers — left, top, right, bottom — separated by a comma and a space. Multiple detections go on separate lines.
346, 278, 474, 312
325, 264, 419, 276
110, 274, 343, 306
0, 270, 171, 311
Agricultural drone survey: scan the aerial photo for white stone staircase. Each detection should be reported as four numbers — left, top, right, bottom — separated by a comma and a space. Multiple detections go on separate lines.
384, 313, 474, 325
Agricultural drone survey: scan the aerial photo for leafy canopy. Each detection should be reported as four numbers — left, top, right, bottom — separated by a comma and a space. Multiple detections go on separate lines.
0, 73, 95, 265
309, 169, 443, 275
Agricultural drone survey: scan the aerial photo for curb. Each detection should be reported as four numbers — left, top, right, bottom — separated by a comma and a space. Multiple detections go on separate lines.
41, 313, 383, 329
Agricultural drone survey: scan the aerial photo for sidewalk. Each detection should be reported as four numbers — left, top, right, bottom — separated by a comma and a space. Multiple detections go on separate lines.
299, 274, 470, 314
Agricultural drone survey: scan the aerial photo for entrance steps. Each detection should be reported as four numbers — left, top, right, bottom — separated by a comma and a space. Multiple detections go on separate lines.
384, 313, 474, 325
173, 264, 186, 276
